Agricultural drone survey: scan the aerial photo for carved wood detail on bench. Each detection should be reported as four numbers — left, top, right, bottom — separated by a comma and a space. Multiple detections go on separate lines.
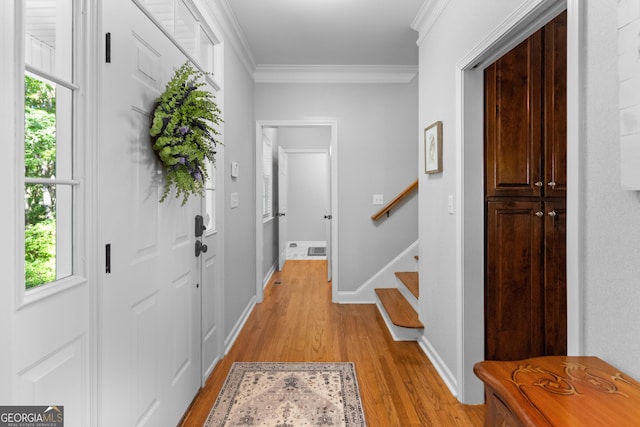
474, 356, 640, 426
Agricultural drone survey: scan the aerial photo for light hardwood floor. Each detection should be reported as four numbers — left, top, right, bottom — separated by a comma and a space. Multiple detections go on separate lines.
180, 260, 485, 426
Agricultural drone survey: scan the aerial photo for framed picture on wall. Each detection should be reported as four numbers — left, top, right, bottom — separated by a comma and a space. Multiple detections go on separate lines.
424, 121, 443, 174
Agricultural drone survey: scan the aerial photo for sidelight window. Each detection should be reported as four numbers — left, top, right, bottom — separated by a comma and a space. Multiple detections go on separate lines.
23, 0, 78, 290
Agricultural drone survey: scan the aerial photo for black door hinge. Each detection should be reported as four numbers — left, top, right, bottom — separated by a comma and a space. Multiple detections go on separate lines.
105, 33, 111, 63
105, 244, 111, 273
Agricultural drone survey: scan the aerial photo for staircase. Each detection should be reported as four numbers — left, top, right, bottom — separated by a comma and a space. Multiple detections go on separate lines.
375, 257, 423, 341
369, 180, 421, 341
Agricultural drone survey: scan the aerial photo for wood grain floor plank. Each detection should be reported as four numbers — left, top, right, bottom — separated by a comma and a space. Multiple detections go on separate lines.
180, 260, 485, 426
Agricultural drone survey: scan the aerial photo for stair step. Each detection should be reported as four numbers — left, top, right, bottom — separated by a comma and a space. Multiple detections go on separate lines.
375, 288, 423, 329
395, 272, 419, 299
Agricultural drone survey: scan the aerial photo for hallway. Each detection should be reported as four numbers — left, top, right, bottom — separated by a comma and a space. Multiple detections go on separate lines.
181, 260, 485, 426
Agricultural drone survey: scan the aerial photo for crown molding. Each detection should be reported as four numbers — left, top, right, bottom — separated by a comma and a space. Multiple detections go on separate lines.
411, 0, 451, 45
195, 0, 256, 75
253, 64, 418, 84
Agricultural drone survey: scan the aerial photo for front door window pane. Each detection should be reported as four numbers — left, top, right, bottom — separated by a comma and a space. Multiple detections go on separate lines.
23, 0, 76, 291
25, 0, 73, 80
24, 183, 73, 288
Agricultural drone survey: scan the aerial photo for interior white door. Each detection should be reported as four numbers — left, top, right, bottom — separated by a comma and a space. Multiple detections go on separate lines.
278, 146, 288, 270
100, 2, 202, 425
325, 151, 332, 281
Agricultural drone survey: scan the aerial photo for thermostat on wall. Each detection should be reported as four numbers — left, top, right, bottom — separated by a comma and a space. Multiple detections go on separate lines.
231, 161, 239, 178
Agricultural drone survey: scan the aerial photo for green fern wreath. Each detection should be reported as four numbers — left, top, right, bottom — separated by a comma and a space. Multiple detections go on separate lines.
150, 61, 222, 205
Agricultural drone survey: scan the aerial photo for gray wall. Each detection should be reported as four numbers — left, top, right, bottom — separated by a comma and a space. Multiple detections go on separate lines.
417, 0, 640, 404
583, 0, 640, 379
255, 81, 419, 293
222, 44, 256, 338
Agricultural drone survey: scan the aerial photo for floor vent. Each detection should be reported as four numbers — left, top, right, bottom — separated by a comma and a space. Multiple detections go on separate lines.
307, 247, 326, 256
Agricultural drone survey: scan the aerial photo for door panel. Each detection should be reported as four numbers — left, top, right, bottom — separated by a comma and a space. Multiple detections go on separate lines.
485, 31, 543, 198
544, 12, 568, 197
278, 146, 288, 270
544, 199, 567, 355
100, 1, 202, 425
202, 243, 222, 379
486, 201, 544, 361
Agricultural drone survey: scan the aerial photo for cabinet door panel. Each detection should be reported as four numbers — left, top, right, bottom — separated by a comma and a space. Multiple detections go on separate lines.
544, 199, 567, 355
544, 11, 568, 197
485, 32, 543, 197
486, 201, 544, 361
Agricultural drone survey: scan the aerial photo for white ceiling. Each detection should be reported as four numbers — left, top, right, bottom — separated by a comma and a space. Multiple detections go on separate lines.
225, 0, 425, 67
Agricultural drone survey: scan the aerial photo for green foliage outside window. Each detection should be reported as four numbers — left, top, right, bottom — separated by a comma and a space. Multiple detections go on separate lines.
24, 75, 57, 288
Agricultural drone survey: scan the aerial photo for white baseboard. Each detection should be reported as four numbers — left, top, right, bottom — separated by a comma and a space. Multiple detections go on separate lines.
263, 260, 278, 289
203, 355, 221, 380
224, 295, 256, 354
418, 334, 458, 398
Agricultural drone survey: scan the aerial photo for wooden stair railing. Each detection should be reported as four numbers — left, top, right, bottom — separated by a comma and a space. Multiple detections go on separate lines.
371, 179, 418, 221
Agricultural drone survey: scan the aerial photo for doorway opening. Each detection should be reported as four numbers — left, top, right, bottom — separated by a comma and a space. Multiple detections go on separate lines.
255, 120, 338, 304
454, 0, 583, 404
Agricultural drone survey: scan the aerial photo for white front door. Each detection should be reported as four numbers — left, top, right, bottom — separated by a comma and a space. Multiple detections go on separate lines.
99, 1, 202, 425
278, 146, 288, 270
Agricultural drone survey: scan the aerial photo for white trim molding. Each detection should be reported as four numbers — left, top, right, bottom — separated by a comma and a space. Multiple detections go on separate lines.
194, 0, 256, 75
255, 120, 339, 304
253, 64, 418, 84
411, 0, 451, 45
224, 296, 256, 354
418, 335, 458, 397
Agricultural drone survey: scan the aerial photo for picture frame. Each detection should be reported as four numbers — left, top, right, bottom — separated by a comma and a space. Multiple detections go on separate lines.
424, 121, 443, 174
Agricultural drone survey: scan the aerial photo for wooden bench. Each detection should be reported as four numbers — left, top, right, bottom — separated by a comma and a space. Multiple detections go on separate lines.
474, 356, 640, 426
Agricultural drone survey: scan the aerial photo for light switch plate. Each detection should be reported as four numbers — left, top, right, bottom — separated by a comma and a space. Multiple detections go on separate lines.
448, 195, 454, 214
231, 161, 239, 178
230, 192, 239, 209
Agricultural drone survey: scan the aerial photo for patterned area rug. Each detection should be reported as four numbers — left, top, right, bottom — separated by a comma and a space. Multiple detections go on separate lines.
204, 362, 366, 427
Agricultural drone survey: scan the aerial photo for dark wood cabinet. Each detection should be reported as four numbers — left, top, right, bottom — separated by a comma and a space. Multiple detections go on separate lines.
486, 201, 544, 361
485, 13, 567, 199
484, 11, 567, 361
544, 14, 568, 198
485, 200, 566, 361
485, 30, 543, 198
543, 198, 566, 355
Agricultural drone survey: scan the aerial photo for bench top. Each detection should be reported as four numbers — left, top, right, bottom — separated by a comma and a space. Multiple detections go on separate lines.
474, 356, 640, 426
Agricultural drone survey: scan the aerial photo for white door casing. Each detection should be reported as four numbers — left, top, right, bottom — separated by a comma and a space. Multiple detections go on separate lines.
278, 146, 288, 271
255, 120, 338, 303
99, 1, 204, 425
202, 158, 224, 381
451, 0, 580, 404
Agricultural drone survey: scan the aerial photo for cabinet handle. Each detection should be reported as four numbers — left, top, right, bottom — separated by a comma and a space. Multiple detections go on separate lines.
548, 181, 557, 188
535, 211, 544, 217
548, 210, 557, 217
534, 181, 543, 187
